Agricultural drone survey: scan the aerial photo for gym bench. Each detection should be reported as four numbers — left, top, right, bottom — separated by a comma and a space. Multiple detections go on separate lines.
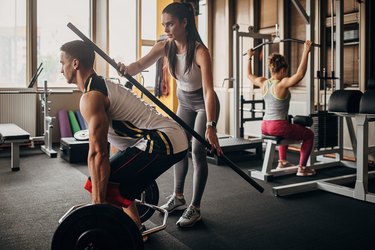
249, 135, 301, 181
0, 123, 30, 171
250, 117, 346, 182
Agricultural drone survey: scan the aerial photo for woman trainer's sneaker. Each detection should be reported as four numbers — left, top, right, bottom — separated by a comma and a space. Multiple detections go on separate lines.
176, 205, 202, 228
160, 194, 187, 213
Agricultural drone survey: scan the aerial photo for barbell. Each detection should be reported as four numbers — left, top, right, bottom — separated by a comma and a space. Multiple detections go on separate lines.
52, 204, 144, 250
52, 180, 161, 250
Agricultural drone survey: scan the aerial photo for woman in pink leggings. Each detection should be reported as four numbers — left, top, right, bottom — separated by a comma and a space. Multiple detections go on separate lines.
246, 41, 315, 176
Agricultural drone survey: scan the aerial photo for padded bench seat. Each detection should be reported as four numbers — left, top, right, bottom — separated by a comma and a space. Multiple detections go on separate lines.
261, 135, 286, 144
248, 135, 303, 181
0, 123, 30, 171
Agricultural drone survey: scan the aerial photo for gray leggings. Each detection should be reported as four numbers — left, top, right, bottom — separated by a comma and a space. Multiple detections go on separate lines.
174, 88, 220, 207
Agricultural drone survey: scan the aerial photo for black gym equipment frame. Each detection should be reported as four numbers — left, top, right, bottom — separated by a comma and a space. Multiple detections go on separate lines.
67, 22, 264, 193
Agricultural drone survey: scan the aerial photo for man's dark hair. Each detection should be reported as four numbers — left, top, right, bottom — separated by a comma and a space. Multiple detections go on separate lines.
60, 40, 95, 69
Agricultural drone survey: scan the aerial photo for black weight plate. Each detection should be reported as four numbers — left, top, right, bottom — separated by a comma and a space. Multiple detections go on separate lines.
52, 204, 144, 250
136, 180, 159, 223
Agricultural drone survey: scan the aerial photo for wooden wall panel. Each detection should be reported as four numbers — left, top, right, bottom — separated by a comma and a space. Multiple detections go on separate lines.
260, 0, 277, 28
236, 0, 252, 31
326, 0, 359, 16
289, 0, 306, 86
326, 46, 359, 89
212, 0, 231, 86
343, 46, 359, 87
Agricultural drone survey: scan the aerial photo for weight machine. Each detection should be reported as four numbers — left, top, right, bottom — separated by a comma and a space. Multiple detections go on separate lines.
240, 1, 353, 181
0, 63, 73, 158
263, 0, 375, 204
206, 25, 274, 166
232, 24, 272, 139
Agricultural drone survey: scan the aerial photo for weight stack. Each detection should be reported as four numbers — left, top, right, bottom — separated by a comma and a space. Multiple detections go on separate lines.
310, 111, 338, 149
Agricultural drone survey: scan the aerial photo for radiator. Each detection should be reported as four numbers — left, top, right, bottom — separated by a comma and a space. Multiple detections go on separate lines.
0, 93, 37, 137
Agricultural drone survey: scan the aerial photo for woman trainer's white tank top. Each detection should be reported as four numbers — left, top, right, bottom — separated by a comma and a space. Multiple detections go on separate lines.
173, 44, 203, 92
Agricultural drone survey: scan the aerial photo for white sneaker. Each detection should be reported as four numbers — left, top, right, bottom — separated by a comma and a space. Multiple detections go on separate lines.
176, 205, 202, 228
160, 194, 187, 213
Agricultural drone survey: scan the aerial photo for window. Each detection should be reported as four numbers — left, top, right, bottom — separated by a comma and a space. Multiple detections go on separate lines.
0, 0, 27, 87
140, 0, 157, 88
140, 46, 156, 88
141, 0, 156, 41
37, 0, 90, 87
108, 0, 137, 84
198, 0, 208, 46
109, 0, 156, 89
1, 0, 158, 89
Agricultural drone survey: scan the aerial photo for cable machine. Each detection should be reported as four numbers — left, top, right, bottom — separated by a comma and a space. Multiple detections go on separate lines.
243, 0, 356, 181
232, 25, 272, 139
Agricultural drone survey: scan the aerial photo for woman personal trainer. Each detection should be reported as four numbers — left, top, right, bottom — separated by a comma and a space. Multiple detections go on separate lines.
118, 2, 222, 227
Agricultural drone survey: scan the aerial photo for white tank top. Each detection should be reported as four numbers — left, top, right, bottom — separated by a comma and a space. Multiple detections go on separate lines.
105, 79, 188, 154
173, 45, 202, 92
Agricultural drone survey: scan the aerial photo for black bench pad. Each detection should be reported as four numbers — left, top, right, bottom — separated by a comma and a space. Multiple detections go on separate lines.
360, 90, 375, 114
261, 135, 285, 144
328, 90, 363, 113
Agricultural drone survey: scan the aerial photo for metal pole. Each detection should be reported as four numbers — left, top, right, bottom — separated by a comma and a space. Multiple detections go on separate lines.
306, 0, 315, 114
233, 24, 240, 138
336, 0, 344, 160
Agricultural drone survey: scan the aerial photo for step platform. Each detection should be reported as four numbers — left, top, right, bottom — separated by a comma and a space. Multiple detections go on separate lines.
60, 137, 89, 164
206, 137, 262, 165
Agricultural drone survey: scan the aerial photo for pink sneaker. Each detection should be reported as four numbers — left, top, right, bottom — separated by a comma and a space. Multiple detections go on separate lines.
296, 166, 316, 176
276, 160, 297, 170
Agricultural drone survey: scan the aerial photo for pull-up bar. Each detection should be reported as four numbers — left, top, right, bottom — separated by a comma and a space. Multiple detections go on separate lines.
243, 38, 320, 55
253, 38, 320, 51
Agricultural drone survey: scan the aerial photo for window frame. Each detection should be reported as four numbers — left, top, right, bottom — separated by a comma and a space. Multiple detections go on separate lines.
0, 0, 29, 88
0, 0, 92, 90
138, 0, 157, 89
1, 0, 160, 90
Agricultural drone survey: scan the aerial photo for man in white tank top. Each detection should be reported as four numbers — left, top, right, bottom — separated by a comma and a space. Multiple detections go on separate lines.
60, 40, 188, 234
